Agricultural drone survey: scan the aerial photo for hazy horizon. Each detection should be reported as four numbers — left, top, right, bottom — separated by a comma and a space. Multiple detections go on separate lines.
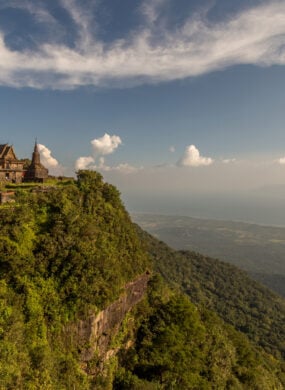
127, 192, 285, 227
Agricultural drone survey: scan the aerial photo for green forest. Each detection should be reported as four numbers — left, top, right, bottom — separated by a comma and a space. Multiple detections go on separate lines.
132, 213, 285, 297
0, 171, 284, 389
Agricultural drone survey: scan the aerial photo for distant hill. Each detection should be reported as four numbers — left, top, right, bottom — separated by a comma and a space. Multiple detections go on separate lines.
136, 226, 285, 361
132, 213, 285, 297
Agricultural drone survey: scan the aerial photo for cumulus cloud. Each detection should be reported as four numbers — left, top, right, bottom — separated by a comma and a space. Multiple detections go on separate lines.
75, 134, 139, 174
91, 133, 122, 155
178, 145, 213, 167
75, 156, 95, 170
37, 143, 66, 175
169, 146, 175, 153
0, 1, 285, 88
278, 157, 285, 165
74, 155, 139, 174
75, 133, 122, 171
38, 144, 59, 168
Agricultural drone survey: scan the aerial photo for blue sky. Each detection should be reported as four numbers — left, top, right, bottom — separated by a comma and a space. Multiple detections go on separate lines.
1, 0, 285, 223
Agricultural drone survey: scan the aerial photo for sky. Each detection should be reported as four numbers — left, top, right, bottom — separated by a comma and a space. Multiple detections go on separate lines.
1, 0, 285, 224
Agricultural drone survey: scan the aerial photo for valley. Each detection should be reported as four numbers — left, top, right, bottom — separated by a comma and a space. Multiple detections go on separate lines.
132, 213, 285, 297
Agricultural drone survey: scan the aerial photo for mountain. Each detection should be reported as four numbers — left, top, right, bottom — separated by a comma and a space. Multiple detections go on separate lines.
132, 213, 285, 297
0, 172, 284, 388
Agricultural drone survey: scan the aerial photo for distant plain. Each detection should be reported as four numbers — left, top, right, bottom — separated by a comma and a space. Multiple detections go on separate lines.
132, 213, 285, 297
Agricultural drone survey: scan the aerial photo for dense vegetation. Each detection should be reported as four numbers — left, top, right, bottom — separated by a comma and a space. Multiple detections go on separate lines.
115, 276, 284, 389
0, 171, 284, 388
137, 227, 285, 361
0, 171, 149, 388
132, 213, 285, 296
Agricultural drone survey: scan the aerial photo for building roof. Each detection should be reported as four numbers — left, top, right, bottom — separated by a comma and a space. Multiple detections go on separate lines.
0, 144, 19, 160
0, 144, 9, 158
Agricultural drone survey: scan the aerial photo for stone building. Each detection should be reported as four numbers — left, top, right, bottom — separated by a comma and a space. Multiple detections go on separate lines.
0, 144, 24, 183
0, 142, 49, 184
24, 142, 49, 182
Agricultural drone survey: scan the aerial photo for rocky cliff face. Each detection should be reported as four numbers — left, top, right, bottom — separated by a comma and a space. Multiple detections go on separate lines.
72, 272, 150, 372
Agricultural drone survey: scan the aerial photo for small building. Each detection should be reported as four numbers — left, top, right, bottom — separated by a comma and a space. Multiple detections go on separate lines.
0, 144, 24, 183
24, 142, 49, 182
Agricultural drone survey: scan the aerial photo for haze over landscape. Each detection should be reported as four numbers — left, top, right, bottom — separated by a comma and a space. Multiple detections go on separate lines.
1, 0, 285, 225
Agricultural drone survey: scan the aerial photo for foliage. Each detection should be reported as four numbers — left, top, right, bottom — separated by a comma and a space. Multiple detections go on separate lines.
132, 213, 285, 297
0, 170, 284, 388
0, 170, 149, 388
115, 276, 284, 389
137, 226, 285, 360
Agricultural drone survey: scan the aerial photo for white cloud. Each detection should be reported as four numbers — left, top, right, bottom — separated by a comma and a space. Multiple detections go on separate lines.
75, 156, 95, 170
91, 133, 122, 155
278, 157, 285, 165
37, 143, 66, 175
140, 0, 165, 25
74, 155, 139, 174
0, 1, 57, 25
169, 146, 175, 153
95, 157, 140, 174
112, 163, 141, 174
75, 134, 138, 174
178, 145, 213, 167
222, 158, 236, 164
38, 144, 59, 168
0, 1, 285, 88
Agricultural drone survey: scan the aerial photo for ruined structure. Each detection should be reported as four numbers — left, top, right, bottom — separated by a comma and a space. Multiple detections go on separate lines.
0, 142, 49, 183
0, 144, 24, 183
24, 142, 49, 182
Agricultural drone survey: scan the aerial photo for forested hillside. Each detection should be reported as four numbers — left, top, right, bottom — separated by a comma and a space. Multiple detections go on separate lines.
133, 213, 285, 297
137, 227, 285, 360
115, 276, 284, 389
0, 171, 284, 389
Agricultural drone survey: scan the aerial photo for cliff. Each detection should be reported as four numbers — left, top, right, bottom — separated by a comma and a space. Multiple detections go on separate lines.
73, 272, 150, 371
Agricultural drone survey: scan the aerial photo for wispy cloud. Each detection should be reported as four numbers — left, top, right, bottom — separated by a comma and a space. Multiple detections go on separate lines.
1, 1, 285, 89
278, 156, 285, 165
222, 158, 236, 164
178, 145, 213, 167
0, 1, 57, 25
140, 0, 166, 25
97, 157, 141, 174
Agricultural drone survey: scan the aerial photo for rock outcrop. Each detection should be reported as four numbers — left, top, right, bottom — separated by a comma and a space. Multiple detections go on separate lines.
72, 272, 150, 372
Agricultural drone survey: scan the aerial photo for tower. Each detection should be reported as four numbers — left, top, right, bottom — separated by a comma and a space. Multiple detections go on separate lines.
32, 141, 41, 165
24, 141, 49, 182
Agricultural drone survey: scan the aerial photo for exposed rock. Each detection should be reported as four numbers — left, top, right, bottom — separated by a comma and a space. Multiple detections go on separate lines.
72, 272, 150, 372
